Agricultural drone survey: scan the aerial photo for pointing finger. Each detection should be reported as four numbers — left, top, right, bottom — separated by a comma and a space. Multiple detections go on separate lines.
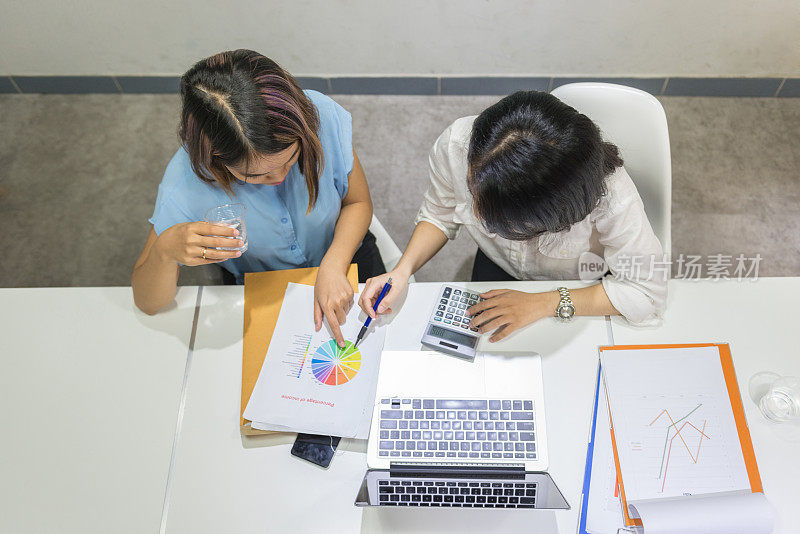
324, 306, 346, 347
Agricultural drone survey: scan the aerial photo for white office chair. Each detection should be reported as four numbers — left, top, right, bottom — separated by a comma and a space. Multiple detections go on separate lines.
551, 83, 672, 256
368, 215, 416, 282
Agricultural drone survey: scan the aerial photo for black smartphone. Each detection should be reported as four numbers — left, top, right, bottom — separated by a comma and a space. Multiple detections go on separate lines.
291, 433, 341, 468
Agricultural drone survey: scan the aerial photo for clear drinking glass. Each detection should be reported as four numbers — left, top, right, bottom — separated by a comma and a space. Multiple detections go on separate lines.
749, 372, 800, 423
204, 203, 248, 253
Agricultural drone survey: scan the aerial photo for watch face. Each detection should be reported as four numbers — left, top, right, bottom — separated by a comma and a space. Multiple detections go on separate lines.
558, 305, 575, 319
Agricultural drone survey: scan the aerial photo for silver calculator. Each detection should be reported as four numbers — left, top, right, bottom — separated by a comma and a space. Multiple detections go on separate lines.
420, 285, 483, 360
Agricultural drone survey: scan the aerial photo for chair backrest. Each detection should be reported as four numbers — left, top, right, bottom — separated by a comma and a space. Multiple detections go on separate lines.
550, 83, 672, 255
368, 215, 416, 282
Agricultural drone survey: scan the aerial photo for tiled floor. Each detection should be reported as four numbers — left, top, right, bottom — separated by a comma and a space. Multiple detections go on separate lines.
0, 94, 798, 287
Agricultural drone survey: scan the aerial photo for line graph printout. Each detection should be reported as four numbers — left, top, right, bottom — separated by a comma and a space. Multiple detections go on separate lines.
618, 393, 740, 498
244, 283, 386, 438
601, 346, 751, 502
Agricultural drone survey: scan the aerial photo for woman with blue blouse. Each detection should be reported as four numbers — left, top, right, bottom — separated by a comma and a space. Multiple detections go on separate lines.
132, 50, 383, 346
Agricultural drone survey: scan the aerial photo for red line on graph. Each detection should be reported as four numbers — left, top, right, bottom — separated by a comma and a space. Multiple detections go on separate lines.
686, 421, 710, 440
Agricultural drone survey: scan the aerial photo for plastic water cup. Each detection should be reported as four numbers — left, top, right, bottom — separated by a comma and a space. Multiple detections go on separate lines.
204, 203, 248, 253
750, 372, 800, 423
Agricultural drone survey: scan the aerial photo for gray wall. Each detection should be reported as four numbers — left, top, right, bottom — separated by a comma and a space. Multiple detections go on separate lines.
2, 0, 799, 76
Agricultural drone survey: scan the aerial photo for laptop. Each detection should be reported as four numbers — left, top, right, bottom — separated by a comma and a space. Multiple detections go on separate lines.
354, 349, 568, 509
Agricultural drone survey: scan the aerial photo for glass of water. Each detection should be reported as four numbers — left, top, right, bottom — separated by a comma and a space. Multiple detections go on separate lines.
204, 203, 248, 253
749, 372, 800, 423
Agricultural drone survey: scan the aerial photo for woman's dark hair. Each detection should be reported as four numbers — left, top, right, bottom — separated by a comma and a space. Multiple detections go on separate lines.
468, 90, 623, 240
179, 49, 323, 210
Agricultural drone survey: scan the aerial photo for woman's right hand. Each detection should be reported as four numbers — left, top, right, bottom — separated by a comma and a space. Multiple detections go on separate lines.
154, 222, 243, 266
358, 268, 410, 319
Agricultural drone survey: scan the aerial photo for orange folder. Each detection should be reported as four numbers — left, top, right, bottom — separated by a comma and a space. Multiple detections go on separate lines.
599, 343, 763, 528
240, 265, 358, 435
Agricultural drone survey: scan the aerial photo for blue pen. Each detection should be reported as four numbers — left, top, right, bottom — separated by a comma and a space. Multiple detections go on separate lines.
354, 277, 392, 347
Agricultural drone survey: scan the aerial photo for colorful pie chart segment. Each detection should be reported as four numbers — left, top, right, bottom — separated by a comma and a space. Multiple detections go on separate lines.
310, 340, 362, 385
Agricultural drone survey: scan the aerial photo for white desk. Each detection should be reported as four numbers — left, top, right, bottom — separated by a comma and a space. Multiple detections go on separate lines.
8, 280, 793, 532
164, 281, 609, 533
609, 278, 800, 534
0, 287, 199, 534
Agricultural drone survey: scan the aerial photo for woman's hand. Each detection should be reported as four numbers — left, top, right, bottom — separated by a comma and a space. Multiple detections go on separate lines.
359, 268, 410, 319
154, 222, 242, 265
314, 264, 355, 347
467, 290, 560, 342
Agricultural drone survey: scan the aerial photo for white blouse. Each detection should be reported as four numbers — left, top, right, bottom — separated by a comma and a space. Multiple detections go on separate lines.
415, 116, 667, 325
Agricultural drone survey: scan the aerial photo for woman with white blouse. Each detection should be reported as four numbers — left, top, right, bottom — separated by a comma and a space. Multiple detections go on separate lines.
359, 91, 666, 342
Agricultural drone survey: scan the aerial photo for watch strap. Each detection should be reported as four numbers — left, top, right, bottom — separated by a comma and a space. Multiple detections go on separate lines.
556, 287, 575, 320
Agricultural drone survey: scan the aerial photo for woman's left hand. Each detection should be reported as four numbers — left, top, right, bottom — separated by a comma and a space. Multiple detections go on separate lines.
314, 264, 355, 347
467, 290, 560, 343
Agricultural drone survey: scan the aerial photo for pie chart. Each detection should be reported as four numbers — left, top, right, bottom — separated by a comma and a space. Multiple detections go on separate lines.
311, 340, 362, 386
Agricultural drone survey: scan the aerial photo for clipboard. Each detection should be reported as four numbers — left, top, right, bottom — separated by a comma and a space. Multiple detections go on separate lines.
240, 265, 359, 435
599, 343, 764, 528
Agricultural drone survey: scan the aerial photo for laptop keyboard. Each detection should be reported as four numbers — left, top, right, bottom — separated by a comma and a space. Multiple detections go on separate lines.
377, 479, 538, 508
377, 398, 536, 461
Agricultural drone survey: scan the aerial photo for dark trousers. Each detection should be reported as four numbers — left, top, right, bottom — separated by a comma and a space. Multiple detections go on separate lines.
351, 230, 387, 282
470, 248, 519, 282
219, 230, 386, 285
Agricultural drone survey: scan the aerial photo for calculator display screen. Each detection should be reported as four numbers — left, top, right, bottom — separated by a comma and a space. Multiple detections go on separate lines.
428, 325, 477, 347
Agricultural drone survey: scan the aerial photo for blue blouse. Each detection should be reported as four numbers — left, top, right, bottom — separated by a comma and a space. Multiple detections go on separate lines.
149, 90, 353, 282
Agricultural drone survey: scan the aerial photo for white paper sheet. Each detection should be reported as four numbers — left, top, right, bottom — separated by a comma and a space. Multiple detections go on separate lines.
243, 283, 385, 438
629, 491, 774, 534
602, 346, 752, 501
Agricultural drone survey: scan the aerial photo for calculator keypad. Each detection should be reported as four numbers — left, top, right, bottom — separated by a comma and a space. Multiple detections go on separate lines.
434, 286, 481, 331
